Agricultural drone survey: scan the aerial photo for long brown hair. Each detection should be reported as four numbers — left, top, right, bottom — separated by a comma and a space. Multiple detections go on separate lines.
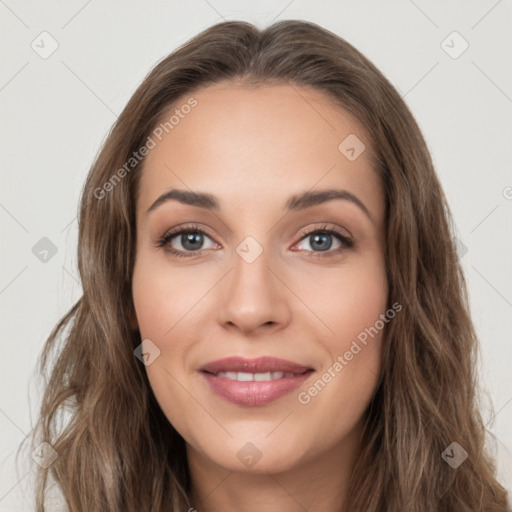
20, 19, 510, 511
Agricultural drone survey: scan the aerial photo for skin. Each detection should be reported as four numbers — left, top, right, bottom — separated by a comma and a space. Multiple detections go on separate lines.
131, 81, 388, 512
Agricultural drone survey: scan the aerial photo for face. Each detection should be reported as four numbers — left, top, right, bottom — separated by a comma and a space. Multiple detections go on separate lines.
131, 82, 388, 475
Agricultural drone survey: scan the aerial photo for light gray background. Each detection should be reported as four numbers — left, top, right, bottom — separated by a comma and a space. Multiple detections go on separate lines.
1, 1, 511, 510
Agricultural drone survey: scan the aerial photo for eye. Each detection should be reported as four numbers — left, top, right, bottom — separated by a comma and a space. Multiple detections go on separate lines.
155, 223, 217, 258
155, 223, 354, 258
293, 224, 354, 257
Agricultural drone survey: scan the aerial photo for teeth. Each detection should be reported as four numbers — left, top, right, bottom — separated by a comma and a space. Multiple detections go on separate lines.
237, 372, 254, 382
215, 371, 297, 381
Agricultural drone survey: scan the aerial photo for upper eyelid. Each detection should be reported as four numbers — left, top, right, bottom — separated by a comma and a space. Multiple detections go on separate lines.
162, 223, 351, 247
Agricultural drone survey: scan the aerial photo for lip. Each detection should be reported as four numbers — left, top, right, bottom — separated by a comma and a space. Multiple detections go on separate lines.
199, 357, 315, 406
199, 356, 314, 374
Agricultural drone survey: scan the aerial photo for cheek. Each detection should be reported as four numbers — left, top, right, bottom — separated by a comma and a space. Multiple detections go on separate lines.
293, 256, 388, 403
329, 269, 388, 350
132, 251, 205, 339
131, 255, 201, 435
131, 251, 210, 405
291, 253, 388, 346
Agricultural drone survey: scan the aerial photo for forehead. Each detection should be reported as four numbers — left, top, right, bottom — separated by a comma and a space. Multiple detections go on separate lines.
137, 83, 383, 221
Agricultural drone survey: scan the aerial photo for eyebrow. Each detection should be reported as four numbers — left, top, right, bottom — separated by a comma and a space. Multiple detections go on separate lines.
146, 188, 374, 223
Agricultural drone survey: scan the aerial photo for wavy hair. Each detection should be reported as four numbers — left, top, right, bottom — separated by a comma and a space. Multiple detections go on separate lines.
20, 19, 510, 511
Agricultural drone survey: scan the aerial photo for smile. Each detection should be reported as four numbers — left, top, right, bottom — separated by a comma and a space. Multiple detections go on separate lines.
200, 371, 314, 406
214, 371, 299, 381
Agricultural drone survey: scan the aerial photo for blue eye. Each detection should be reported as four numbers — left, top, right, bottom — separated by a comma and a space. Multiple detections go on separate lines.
156, 225, 217, 257
156, 223, 354, 258
295, 227, 353, 254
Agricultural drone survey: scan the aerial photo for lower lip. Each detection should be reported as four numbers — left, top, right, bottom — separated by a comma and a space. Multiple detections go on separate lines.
200, 371, 314, 406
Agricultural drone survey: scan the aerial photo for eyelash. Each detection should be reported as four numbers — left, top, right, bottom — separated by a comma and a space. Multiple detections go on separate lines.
155, 223, 354, 258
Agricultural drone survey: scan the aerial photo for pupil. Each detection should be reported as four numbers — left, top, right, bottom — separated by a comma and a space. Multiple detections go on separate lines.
311, 233, 332, 251
182, 232, 203, 250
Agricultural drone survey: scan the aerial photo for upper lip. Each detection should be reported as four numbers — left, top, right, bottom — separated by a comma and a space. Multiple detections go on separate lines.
199, 356, 314, 375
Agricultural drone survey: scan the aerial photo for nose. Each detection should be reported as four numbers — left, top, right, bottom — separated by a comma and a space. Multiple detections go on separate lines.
215, 242, 291, 336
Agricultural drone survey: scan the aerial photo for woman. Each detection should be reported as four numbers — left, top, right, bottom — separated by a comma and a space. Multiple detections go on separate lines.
24, 19, 510, 511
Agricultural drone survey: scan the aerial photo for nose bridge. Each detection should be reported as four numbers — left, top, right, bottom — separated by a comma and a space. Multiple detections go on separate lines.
233, 234, 272, 288
216, 233, 289, 332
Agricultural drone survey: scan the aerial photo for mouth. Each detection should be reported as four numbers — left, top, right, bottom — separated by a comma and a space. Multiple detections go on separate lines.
198, 356, 315, 406
208, 370, 307, 381
199, 356, 314, 375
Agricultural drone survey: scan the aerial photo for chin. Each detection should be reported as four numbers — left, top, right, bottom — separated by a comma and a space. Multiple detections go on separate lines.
197, 434, 309, 474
